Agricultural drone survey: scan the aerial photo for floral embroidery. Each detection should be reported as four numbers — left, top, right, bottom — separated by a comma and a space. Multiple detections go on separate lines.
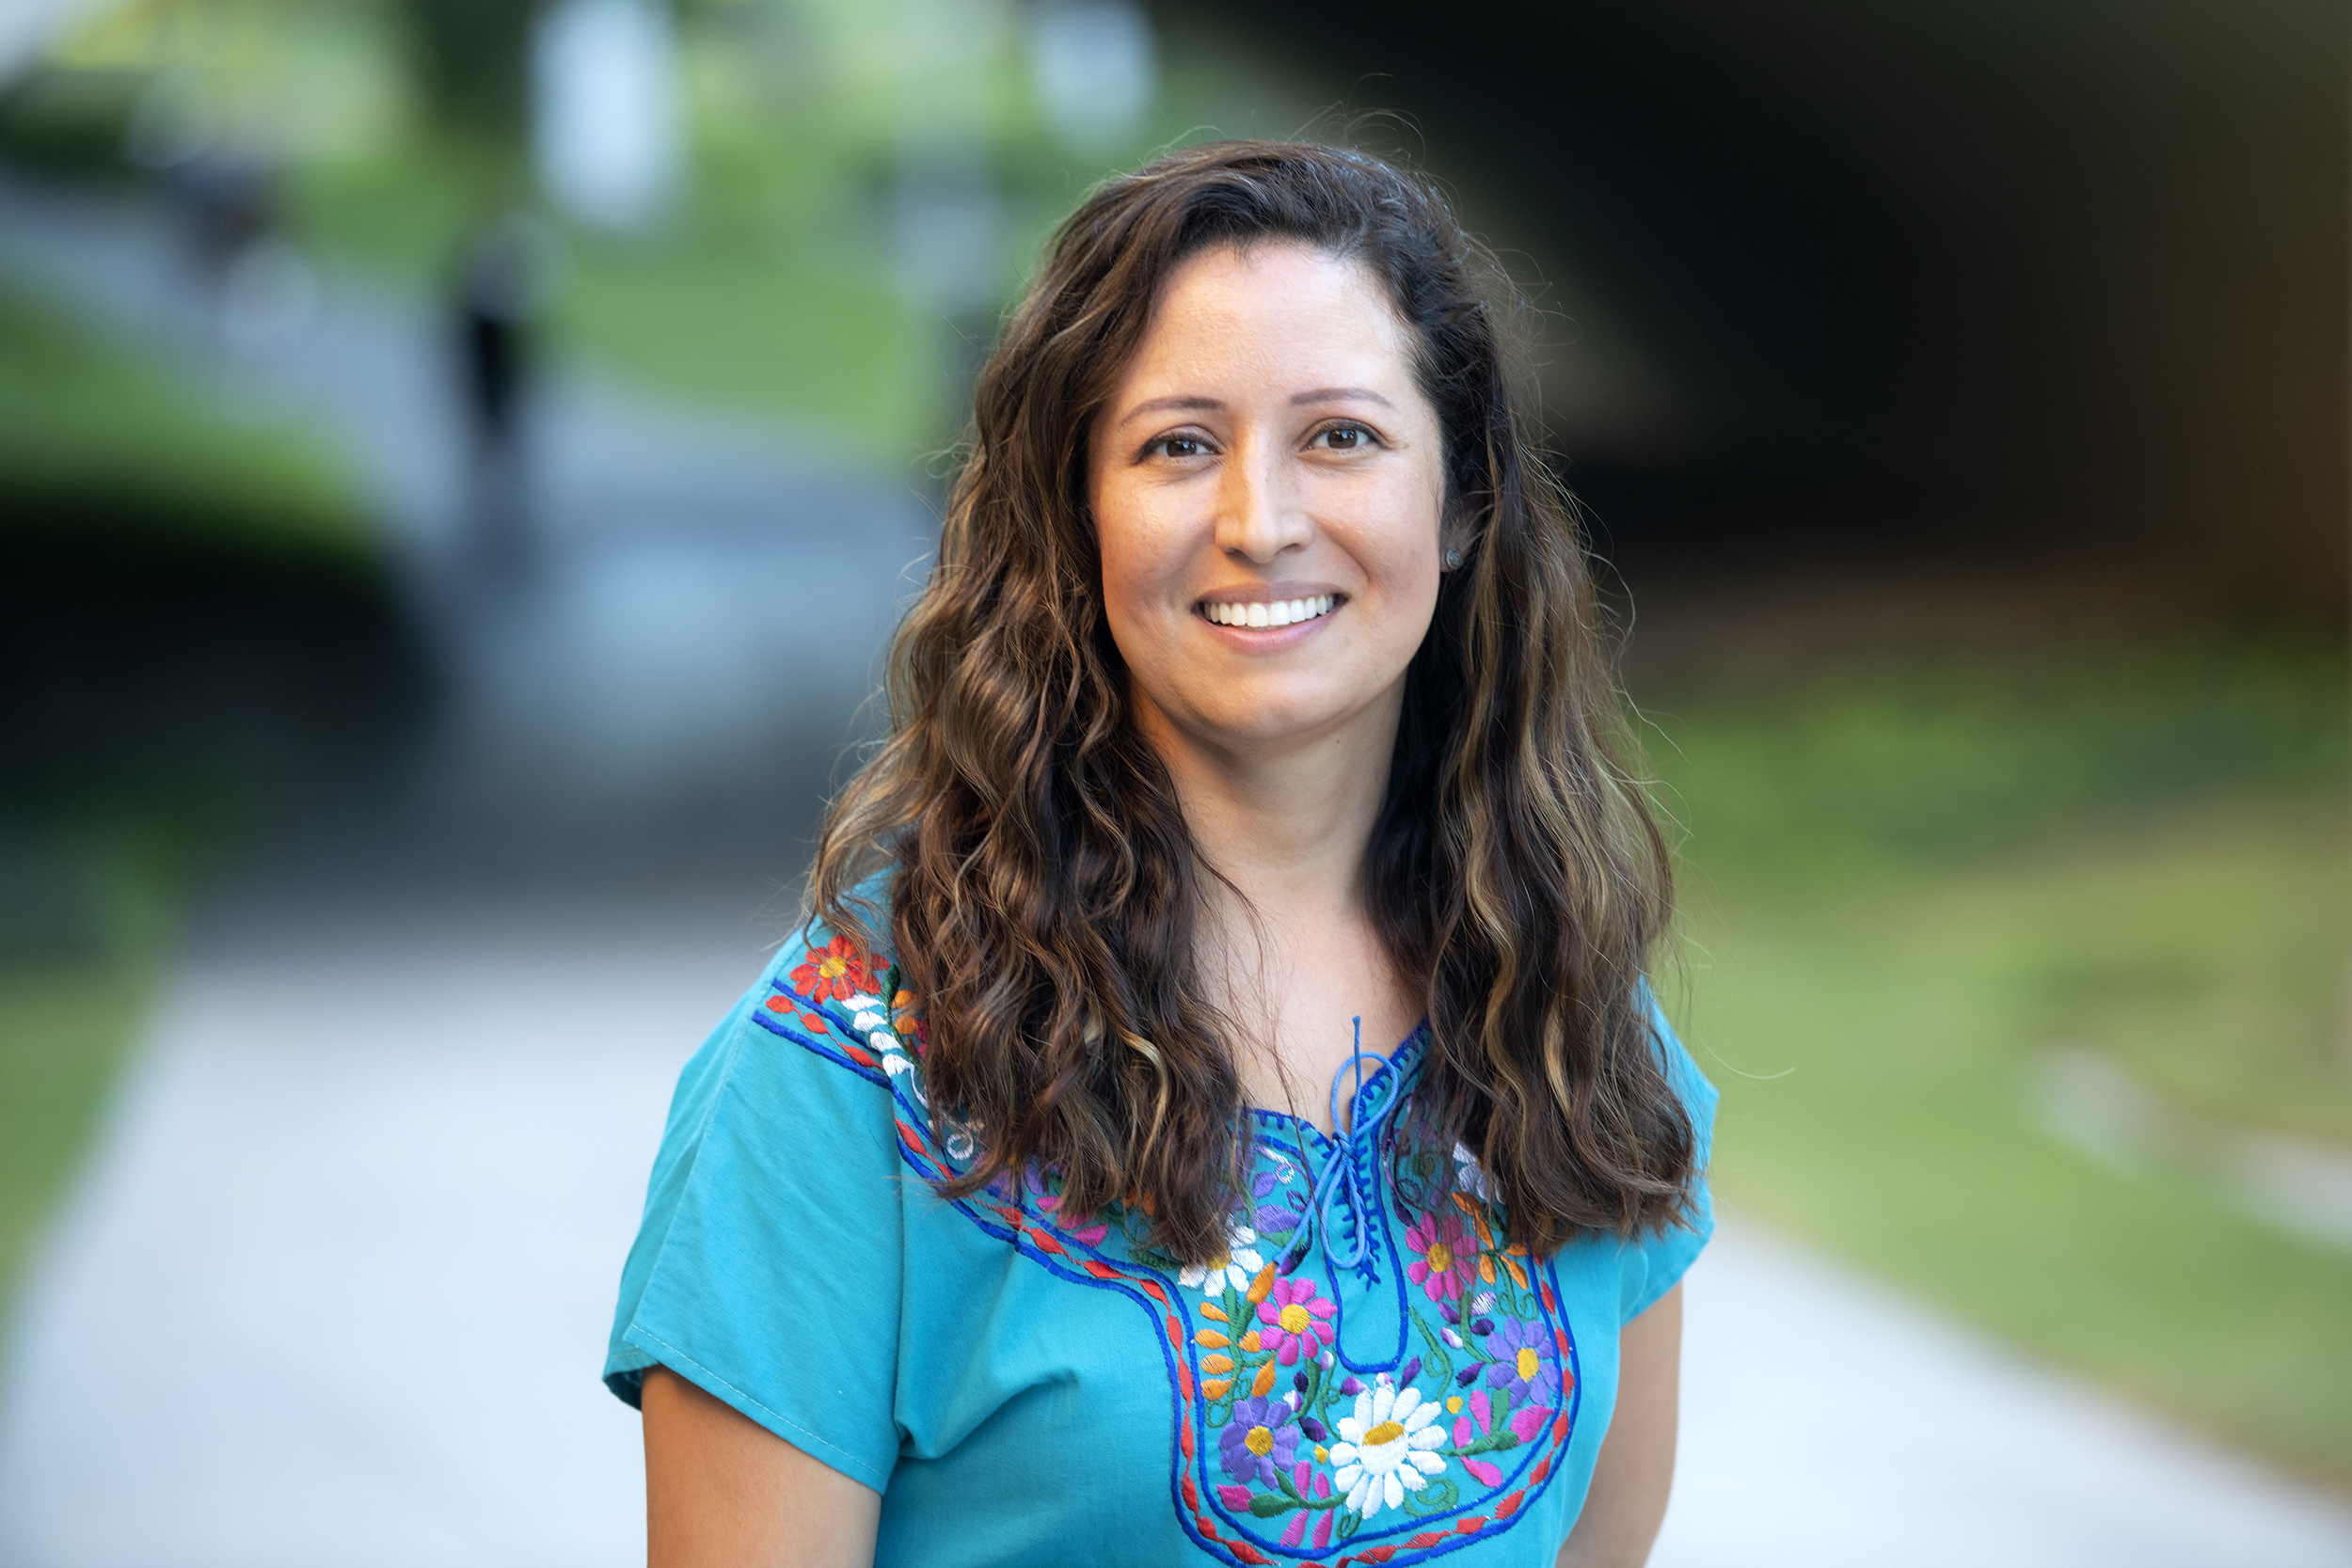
1330, 1377, 1448, 1515
1451, 1141, 1500, 1204
1178, 1218, 1266, 1296
756, 924, 1585, 1568
1217, 1394, 1301, 1486
1256, 1277, 1338, 1365
790, 935, 875, 1005
1404, 1210, 1476, 1305
1482, 1319, 1562, 1412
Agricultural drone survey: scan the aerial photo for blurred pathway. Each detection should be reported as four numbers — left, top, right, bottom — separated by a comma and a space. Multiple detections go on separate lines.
1655, 1224, 2352, 1567
2, 169, 2350, 1566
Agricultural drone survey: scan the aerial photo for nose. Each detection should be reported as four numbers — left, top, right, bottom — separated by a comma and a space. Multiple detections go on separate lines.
1213, 437, 1311, 563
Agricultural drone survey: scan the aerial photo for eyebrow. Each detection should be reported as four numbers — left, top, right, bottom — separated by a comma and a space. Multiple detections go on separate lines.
1290, 387, 1394, 409
1117, 395, 1223, 427
1115, 387, 1395, 428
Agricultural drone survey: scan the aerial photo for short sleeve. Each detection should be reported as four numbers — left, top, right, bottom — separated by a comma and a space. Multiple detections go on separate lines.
602, 928, 908, 1491
1614, 990, 1719, 1324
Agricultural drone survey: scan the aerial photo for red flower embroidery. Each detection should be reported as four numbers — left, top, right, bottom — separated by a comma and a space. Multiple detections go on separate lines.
790, 935, 875, 1004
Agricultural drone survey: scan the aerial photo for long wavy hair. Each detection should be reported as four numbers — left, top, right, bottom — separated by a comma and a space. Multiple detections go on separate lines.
810, 140, 1694, 1263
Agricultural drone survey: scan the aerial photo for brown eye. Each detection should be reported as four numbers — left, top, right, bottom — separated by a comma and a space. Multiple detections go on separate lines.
1313, 423, 1375, 451
1150, 435, 1211, 459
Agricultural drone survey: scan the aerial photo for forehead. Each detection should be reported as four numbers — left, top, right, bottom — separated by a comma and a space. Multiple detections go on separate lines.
1120, 241, 1418, 388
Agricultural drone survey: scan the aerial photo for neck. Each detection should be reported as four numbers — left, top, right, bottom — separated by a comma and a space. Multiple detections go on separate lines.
1136, 689, 1402, 945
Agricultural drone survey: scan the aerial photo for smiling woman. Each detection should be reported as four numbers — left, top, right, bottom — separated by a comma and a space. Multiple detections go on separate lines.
1093, 242, 1446, 784
605, 142, 1713, 1568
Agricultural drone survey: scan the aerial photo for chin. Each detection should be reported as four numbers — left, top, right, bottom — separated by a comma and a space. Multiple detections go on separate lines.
1189, 690, 1361, 748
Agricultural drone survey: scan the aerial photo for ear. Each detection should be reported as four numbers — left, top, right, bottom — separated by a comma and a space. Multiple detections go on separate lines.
1438, 499, 1483, 573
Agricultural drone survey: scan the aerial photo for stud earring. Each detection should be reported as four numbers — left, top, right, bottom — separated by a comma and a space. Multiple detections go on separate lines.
1442, 546, 1465, 571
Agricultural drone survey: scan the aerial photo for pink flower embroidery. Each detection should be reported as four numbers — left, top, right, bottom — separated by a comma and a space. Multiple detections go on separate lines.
1253, 1276, 1338, 1365
1405, 1210, 1475, 1305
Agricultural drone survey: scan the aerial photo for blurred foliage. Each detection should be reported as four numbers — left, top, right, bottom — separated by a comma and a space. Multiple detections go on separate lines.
1645, 641, 2349, 883
15, 0, 408, 168
0, 288, 361, 558
11, 0, 1314, 460
396, 0, 540, 143
0, 65, 151, 179
1652, 645, 2352, 1483
0, 280, 415, 1317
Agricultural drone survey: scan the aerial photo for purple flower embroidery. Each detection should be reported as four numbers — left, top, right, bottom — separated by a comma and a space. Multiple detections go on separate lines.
1484, 1317, 1562, 1408
1216, 1395, 1299, 1487
1254, 1277, 1337, 1365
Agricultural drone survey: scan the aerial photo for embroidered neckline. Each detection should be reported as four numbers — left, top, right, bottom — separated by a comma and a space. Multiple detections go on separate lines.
755, 930, 1578, 1568
1242, 1022, 1430, 1150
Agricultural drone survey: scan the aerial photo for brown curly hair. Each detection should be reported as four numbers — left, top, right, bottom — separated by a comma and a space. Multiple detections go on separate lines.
809, 139, 1694, 1264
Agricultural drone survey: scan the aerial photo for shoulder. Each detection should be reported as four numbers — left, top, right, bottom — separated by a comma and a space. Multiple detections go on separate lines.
1614, 984, 1717, 1320
605, 916, 929, 1487
755, 915, 929, 1095
1642, 984, 1718, 1141
631, 912, 932, 1222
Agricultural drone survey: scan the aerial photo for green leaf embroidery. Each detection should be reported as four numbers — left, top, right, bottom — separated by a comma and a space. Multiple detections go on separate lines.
1403, 1475, 1461, 1516
1410, 1308, 1455, 1385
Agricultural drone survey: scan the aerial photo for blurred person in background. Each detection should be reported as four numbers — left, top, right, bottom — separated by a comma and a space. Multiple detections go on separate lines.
452, 215, 541, 578
601, 142, 1714, 1568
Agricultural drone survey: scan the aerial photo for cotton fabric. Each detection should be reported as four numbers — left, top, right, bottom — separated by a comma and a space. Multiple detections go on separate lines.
606, 920, 1715, 1566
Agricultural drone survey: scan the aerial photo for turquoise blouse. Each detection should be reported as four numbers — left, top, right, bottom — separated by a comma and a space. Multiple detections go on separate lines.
605, 918, 1715, 1566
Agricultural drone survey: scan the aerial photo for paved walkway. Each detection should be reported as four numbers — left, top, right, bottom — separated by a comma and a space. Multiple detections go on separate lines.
1657, 1225, 2352, 1566
2, 169, 2349, 1565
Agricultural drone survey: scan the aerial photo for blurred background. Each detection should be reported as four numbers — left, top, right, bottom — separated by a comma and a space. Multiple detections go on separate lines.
0, 0, 2344, 1562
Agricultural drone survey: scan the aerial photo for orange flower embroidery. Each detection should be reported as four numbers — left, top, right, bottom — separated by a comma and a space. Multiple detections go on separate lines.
790, 935, 876, 1005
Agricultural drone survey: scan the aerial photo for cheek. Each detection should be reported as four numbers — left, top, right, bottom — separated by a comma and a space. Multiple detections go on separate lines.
1093, 484, 1188, 618
1362, 481, 1446, 622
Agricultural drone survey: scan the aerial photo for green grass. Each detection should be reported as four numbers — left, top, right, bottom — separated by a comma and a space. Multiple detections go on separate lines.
0, 285, 363, 557
1649, 644, 2352, 1484
289, 145, 959, 464
554, 238, 951, 466
0, 960, 166, 1302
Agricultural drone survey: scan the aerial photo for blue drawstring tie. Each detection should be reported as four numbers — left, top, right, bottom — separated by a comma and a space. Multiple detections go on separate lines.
1290, 1017, 1407, 1284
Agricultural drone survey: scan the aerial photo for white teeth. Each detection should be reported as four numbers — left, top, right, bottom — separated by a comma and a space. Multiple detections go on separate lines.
1203, 594, 1336, 628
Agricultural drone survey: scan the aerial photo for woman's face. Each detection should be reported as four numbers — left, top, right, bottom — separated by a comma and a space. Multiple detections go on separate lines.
1089, 242, 1447, 765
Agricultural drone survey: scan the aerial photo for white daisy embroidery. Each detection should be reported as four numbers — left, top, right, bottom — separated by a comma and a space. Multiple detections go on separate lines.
1177, 1220, 1263, 1294
1327, 1376, 1448, 1516
1452, 1140, 1501, 1204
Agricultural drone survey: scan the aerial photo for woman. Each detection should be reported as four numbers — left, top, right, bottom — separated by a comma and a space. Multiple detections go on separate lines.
605, 140, 1714, 1567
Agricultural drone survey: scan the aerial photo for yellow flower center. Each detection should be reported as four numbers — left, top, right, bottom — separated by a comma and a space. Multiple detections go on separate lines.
1314, 1444, 1329, 1463
1517, 1347, 1540, 1382
1425, 1241, 1454, 1272
1446, 1396, 1463, 1414
1364, 1419, 1406, 1447
1246, 1425, 1275, 1456
1279, 1304, 1312, 1335
819, 956, 847, 979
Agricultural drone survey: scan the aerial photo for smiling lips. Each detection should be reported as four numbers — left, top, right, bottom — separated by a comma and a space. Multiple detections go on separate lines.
1200, 594, 1339, 629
